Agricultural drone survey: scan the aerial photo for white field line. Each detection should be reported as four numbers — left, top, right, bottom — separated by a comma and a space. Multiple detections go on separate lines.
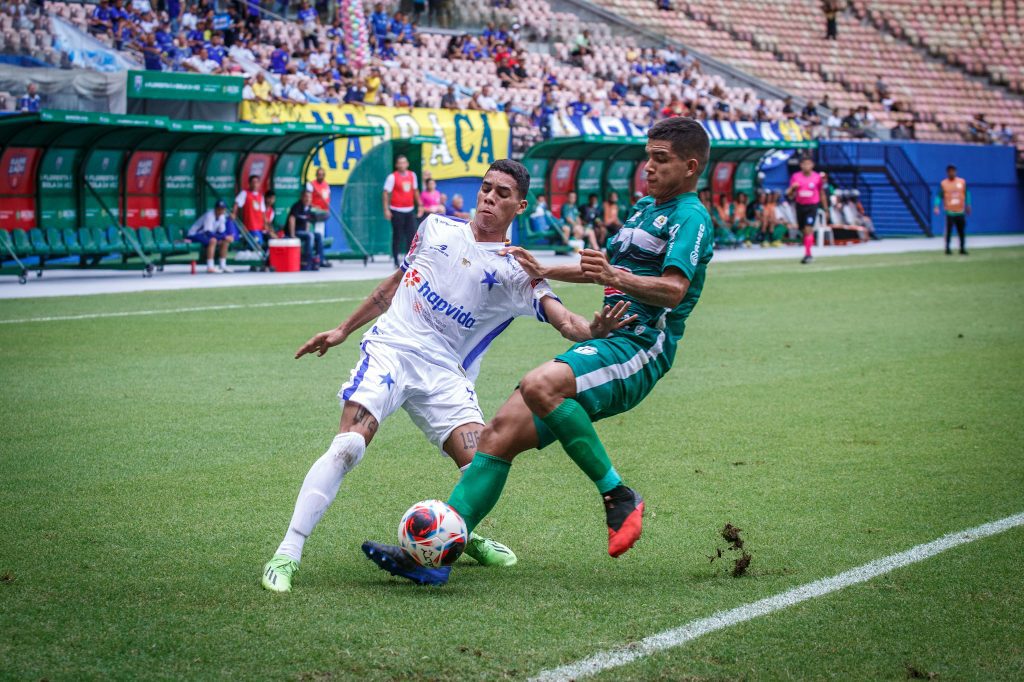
0, 297, 360, 325
532, 511, 1024, 682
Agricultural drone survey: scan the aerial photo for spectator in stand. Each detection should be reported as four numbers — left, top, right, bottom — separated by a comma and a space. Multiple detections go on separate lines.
378, 37, 397, 60
732, 193, 757, 245
841, 108, 863, 138
658, 0, 672, 10
891, 119, 913, 140
344, 78, 367, 105
786, 156, 827, 264
187, 199, 237, 273
270, 41, 289, 74
997, 124, 1015, 146
935, 164, 970, 255
602, 192, 623, 241
141, 32, 165, 71
297, 1, 320, 50
370, 3, 389, 41
393, 82, 413, 109
206, 32, 227, 66
782, 96, 796, 118
568, 92, 592, 118
365, 68, 383, 104
382, 155, 421, 268
89, 0, 114, 35
823, 0, 840, 40
527, 195, 569, 247
661, 95, 686, 118
474, 85, 499, 112
419, 177, 445, 216
234, 174, 269, 245
440, 84, 461, 110
446, 193, 471, 220
874, 74, 889, 103
445, 34, 465, 60
287, 190, 326, 270
967, 113, 992, 143
570, 29, 592, 67
17, 83, 41, 113
184, 46, 220, 74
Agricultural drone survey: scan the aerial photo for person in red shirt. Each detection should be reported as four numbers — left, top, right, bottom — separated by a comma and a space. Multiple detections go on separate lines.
382, 155, 421, 267
233, 174, 269, 245
305, 166, 334, 267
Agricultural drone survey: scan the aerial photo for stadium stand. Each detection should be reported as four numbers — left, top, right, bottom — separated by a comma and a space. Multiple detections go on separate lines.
852, 1, 1024, 95
593, 0, 1023, 153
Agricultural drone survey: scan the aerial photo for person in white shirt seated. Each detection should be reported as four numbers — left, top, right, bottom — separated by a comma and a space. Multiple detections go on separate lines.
187, 200, 238, 273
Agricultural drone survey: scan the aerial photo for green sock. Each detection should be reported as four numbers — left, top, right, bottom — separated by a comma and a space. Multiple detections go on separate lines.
447, 452, 511, 534
540, 399, 622, 494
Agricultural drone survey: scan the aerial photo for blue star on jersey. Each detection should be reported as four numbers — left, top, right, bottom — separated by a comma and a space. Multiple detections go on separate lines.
481, 270, 500, 291
379, 372, 395, 389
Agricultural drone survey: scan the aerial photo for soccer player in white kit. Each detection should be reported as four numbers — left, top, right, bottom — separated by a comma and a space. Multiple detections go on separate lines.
262, 160, 635, 591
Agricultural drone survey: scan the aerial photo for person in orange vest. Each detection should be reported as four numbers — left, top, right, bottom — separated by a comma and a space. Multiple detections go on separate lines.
382, 155, 421, 267
934, 164, 970, 255
233, 174, 269, 245
306, 166, 333, 267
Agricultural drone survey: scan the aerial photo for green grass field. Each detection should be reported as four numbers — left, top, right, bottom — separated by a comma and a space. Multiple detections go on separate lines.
2, 248, 1023, 680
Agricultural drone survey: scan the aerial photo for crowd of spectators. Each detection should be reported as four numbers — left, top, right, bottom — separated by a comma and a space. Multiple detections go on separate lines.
4, 0, 1017, 154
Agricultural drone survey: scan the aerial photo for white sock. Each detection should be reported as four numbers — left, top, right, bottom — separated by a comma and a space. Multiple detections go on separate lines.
276, 432, 367, 562
219, 258, 227, 268
206, 259, 214, 268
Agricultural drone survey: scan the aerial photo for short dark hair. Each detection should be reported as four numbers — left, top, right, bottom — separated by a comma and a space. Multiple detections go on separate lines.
487, 159, 530, 199
947, 164, 956, 171
647, 116, 710, 174
265, 189, 276, 199
249, 174, 260, 183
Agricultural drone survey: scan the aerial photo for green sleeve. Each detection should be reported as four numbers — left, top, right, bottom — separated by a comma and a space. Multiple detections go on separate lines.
965, 189, 971, 208
663, 207, 710, 280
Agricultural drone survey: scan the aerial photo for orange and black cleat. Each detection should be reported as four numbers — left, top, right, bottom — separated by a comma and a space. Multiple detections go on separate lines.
604, 485, 645, 557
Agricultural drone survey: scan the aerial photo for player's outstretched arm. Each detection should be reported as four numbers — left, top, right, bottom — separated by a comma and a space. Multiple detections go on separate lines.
295, 269, 403, 359
502, 246, 593, 284
541, 297, 636, 342
579, 248, 689, 308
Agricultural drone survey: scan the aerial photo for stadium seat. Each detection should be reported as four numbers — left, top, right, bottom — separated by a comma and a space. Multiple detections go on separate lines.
78, 228, 105, 256
0, 230, 15, 260
60, 228, 84, 256
11, 229, 33, 257
135, 227, 160, 255
103, 227, 127, 253
44, 228, 70, 258
29, 228, 50, 257
151, 227, 178, 255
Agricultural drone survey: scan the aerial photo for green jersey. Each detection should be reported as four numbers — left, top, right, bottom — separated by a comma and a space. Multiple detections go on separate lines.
605, 192, 713, 343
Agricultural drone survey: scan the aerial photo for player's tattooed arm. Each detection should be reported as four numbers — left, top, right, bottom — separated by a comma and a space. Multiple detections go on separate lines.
542, 297, 636, 341
295, 269, 403, 359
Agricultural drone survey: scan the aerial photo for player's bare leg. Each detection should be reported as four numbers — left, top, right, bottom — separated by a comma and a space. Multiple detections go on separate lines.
262, 401, 376, 592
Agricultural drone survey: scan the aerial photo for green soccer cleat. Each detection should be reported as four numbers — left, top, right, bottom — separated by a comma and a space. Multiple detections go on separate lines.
261, 554, 299, 593
463, 533, 518, 567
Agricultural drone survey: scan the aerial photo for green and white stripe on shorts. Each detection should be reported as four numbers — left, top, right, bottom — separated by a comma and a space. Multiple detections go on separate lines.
533, 329, 676, 450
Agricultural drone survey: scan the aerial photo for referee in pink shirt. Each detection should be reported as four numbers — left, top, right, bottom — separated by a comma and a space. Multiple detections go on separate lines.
786, 156, 828, 264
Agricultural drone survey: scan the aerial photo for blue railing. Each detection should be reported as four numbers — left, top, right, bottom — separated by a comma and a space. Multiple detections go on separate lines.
882, 146, 931, 235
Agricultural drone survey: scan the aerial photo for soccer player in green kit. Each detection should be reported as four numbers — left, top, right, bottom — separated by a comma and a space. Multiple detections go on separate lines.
364, 116, 713, 584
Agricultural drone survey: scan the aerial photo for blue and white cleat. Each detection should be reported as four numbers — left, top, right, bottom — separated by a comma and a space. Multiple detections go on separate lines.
361, 541, 452, 586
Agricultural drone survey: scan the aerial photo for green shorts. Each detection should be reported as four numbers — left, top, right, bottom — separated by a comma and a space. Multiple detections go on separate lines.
534, 329, 676, 449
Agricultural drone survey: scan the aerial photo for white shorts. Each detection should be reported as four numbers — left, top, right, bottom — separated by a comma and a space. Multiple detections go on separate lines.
338, 339, 484, 453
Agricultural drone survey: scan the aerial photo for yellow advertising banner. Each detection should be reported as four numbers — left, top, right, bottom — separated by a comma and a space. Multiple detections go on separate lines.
242, 102, 510, 185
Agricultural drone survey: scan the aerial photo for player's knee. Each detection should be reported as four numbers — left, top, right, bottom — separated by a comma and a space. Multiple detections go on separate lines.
329, 431, 367, 474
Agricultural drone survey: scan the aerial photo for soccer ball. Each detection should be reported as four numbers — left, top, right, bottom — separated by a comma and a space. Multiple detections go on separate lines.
398, 499, 467, 568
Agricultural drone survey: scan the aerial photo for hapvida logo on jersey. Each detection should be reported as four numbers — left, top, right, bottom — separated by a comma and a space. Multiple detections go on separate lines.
416, 279, 477, 328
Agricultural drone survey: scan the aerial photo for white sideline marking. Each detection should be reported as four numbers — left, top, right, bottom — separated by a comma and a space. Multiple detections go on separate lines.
531, 511, 1024, 681
0, 297, 359, 325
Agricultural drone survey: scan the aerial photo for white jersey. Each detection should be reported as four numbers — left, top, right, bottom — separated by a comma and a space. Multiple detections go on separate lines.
364, 213, 557, 381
